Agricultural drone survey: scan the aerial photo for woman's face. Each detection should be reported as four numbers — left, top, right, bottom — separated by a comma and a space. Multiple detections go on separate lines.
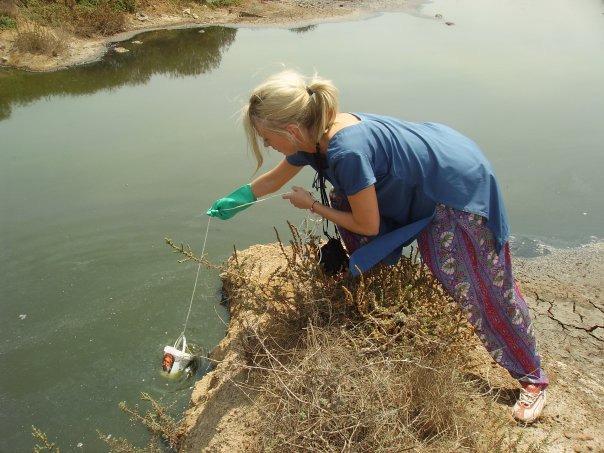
255, 124, 302, 156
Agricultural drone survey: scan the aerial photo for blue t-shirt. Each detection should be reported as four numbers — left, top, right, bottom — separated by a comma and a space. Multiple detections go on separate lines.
286, 113, 509, 273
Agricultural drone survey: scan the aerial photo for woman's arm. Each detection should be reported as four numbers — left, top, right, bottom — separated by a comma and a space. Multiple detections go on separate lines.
283, 185, 380, 236
251, 159, 303, 198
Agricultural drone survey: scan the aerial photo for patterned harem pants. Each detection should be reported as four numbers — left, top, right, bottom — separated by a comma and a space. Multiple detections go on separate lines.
330, 193, 548, 386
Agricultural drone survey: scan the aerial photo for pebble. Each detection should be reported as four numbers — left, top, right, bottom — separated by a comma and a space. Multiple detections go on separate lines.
114, 47, 129, 53
199, 29, 205, 33
132, 40, 143, 45
19, 314, 27, 320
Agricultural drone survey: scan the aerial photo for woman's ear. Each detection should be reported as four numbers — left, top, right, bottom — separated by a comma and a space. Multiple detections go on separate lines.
286, 124, 307, 144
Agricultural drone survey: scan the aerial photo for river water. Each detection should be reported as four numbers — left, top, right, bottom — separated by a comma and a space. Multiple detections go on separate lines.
1, 0, 603, 450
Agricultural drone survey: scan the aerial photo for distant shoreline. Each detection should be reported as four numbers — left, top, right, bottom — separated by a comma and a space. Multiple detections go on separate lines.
0, 0, 424, 73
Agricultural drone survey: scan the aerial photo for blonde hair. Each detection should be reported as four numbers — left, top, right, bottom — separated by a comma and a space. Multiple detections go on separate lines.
241, 70, 339, 170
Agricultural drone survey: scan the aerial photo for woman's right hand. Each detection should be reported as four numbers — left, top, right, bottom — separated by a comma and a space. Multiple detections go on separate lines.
206, 184, 256, 220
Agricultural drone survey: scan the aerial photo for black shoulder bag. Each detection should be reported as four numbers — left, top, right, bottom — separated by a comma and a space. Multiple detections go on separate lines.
312, 144, 349, 275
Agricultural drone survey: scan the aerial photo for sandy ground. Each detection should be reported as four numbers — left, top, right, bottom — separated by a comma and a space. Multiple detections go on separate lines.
0, 0, 422, 72
180, 241, 603, 452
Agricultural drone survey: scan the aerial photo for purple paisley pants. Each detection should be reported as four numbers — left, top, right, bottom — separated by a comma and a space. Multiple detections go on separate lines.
330, 192, 548, 386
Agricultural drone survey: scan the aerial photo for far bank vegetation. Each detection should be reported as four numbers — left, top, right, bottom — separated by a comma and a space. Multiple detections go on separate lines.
0, 0, 239, 56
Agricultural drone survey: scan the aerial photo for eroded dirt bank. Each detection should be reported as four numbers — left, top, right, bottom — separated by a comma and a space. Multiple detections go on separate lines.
181, 242, 603, 452
0, 0, 417, 72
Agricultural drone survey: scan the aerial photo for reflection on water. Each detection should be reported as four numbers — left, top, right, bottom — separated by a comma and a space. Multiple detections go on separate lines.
289, 25, 317, 34
0, 26, 236, 121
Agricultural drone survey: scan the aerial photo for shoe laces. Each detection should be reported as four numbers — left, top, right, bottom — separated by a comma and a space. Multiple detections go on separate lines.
518, 388, 541, 407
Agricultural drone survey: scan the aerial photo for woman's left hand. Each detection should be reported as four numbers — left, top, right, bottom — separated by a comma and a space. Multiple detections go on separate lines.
282, 186, 315, 210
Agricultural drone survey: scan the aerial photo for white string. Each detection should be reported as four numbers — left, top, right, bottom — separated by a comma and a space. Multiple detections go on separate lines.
221, 191, 292, 211
181, 215, 211, 336
182, 191, 298, 336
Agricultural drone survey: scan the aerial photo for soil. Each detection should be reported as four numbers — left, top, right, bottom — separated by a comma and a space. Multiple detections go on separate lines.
180, 241, 603, 452
0, 0, 419, 72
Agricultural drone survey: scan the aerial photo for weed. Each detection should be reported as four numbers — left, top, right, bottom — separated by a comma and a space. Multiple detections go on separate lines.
112, 0, 135, 13
32, 426, 60, 453
118, 392, 185, 451
205, 0, 241, 9
13, 24, 66, 55
0, 13, 16, 27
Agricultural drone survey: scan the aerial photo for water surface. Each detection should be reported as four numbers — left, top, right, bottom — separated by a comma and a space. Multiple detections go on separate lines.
1, 0, 603, 450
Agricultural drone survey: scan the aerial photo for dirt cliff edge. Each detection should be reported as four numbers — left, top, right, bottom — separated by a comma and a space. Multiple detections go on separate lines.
181, 242, 603, 452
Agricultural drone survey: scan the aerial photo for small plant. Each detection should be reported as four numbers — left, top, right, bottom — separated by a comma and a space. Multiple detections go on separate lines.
205, 0, 241, 9
0, 13, 16, 28
13, 24, 66, 55
32, 426, 60, 453
112, 0, 135, 13
118, 392, 185, 451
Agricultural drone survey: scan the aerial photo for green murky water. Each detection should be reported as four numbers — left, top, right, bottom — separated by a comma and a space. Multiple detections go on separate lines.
1, 0, 603, 450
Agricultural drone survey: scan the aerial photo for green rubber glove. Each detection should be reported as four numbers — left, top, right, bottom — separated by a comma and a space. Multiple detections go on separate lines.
206, 184, 257, 220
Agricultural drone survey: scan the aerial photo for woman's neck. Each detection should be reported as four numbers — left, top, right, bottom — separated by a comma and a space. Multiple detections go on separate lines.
316, 113, 361, 153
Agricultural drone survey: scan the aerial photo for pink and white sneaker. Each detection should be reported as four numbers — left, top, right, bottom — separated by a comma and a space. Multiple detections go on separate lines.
513, 385, 547, 423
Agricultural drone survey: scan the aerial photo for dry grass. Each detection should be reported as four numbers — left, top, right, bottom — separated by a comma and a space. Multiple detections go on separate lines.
0, 0, 18, 18
70, 1, 125, 37
13, 23, 66, 55
8, 0, 126, 37
217, 224, 542, 452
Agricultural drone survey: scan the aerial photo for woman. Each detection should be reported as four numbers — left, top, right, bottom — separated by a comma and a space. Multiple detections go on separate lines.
207, 70, 548, 423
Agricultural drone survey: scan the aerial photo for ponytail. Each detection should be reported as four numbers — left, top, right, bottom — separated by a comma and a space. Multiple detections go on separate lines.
241, 70, 339, 171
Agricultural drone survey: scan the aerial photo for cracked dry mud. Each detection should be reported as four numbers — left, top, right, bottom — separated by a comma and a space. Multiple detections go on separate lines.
512, 242, 603, 452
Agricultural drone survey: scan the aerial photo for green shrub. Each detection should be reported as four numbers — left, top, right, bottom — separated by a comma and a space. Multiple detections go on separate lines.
112, 0, 134, 13
0, 14, 16, 28
206, 0, 240, 8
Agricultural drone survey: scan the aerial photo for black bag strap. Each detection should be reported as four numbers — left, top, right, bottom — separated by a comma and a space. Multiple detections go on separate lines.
312, 143, 340, 239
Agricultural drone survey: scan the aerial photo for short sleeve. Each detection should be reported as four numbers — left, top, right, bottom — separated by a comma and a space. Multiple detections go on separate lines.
332, 151, 376, 196
286, 152, 309, 167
